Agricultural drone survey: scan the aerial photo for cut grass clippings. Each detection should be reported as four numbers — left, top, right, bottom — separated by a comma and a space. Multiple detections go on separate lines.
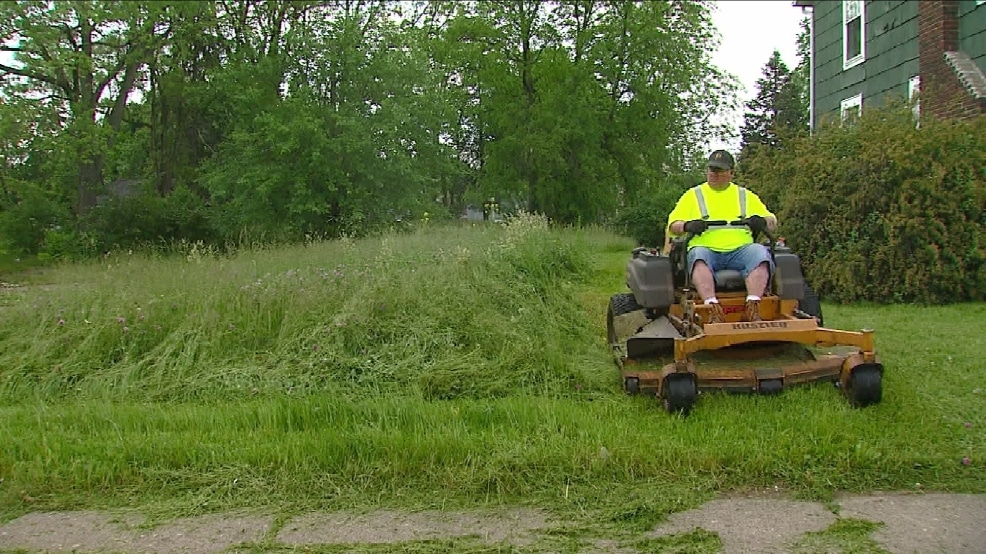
789, 518, 891, 553
1, 219, 984, 535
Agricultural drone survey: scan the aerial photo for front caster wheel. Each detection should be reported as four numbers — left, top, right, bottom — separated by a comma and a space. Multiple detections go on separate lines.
663, 374, 697, 415
847, 363, 882, 407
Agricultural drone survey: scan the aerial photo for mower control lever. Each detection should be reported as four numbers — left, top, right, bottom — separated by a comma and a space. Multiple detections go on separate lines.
734, 217, 776, 243
680, 219, 778, 259
683, 219, 765, 234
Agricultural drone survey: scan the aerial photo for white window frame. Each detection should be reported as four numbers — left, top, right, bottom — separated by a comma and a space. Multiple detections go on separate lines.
908, 75, 920, 123
841, 94, 863, 122
843, 0, 865, 69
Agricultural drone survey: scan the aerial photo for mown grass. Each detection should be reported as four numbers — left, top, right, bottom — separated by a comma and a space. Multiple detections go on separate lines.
1, 217, 984, 536
789, 518, 890, 554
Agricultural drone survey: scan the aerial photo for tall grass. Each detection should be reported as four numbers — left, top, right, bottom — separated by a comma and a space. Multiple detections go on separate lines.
0, 214, 602, 402
0, 219, 983, 525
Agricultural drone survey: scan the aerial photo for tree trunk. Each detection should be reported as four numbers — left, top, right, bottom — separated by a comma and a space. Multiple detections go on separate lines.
77, 158, 103, 214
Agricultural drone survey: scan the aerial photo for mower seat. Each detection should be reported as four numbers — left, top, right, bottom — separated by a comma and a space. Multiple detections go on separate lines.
667, 238, 753, 293
714, 269, 746, 292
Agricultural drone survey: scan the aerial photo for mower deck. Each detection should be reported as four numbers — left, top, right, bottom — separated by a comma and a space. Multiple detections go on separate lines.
609, 308, 882, 410
617, 341, 861, 395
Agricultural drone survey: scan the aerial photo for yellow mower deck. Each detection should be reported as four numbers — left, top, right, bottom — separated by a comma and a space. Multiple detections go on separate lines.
609, 293, 883, 411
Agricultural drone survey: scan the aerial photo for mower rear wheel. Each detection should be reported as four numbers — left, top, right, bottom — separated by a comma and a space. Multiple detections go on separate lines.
663, 374, 697, 415
799, 284, 823, 326
848, 365, 882, 407
607, 293, 642, 344
609, 293, 641, 317
624, 376, 640, 395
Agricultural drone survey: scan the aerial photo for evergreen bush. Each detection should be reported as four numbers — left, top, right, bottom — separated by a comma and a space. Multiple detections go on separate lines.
742, 105, 985, 304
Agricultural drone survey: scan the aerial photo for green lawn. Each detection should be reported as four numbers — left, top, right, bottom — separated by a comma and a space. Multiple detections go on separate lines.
1, 218, 983, 539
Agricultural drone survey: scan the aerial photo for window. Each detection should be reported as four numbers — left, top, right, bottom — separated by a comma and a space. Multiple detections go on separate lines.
908, 75, 920, 122
841, 94, 862, 123
843, 1, 865, 69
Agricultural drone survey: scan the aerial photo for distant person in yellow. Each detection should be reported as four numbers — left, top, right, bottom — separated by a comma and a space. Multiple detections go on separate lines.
483, 197, 499, 221
666, 150, 777, 323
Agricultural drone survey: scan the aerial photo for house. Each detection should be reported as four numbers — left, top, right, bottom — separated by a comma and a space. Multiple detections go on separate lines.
792, 0, 986, 129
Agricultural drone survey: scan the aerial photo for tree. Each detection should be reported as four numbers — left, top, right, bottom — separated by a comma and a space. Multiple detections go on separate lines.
433, 0, 732, 224
791, 16, 810, 129
0, 0, 744, 250
0, 2, 170, 214
199, 1, 460, 238
740, 48, 807, 155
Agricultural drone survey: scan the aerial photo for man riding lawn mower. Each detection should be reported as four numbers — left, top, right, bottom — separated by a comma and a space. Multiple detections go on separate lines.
607, 151, 883, 414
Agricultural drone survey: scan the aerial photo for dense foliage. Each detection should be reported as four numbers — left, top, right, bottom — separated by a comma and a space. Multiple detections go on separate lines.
0, 0, 733, 256
5, 4, 983, 307
742, 104, 986, 304
613, 169, 703, 247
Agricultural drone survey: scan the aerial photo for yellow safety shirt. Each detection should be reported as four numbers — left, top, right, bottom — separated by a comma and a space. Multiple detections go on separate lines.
666, 182, 775, 252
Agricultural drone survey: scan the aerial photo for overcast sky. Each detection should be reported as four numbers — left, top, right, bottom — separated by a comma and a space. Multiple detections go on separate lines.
708, 0, 809, 151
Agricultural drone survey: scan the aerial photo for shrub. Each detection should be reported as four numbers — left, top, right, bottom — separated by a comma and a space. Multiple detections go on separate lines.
38, 227, 98, 261
81, 184, 217, 252
0, 181, 73, 255
614, 171, 702, 247
742, 104, 986, 304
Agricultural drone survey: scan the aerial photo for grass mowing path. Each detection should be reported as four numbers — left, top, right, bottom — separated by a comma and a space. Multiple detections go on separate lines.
1, 221, 983, 536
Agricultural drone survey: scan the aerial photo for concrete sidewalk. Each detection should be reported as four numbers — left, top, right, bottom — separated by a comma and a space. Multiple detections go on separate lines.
1, 492, 984, 553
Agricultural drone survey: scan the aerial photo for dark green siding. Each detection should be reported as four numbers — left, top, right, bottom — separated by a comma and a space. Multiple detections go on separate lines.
865, 1, 919, 109
812, 1, 918, 128
960, 1, 986, 67
813, 0, 852, 127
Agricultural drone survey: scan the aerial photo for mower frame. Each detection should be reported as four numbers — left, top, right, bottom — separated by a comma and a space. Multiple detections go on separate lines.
608, 222, 883, 414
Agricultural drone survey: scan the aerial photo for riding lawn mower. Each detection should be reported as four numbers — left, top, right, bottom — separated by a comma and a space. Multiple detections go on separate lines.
606, 219, 883, 414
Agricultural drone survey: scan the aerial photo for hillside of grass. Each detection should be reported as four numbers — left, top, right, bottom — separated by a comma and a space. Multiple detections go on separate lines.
0, 214, 604, 402
1, 217, 983, 529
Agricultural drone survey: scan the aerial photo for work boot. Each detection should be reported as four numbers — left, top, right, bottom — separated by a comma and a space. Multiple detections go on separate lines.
706, 302, 725, 325
745, 299, 762, 322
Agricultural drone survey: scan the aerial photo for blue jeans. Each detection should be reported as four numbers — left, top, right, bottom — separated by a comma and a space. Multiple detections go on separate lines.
687, 244, 774, 279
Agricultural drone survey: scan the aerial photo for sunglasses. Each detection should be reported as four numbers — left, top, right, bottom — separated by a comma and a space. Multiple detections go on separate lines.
707, 167, 731, 174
